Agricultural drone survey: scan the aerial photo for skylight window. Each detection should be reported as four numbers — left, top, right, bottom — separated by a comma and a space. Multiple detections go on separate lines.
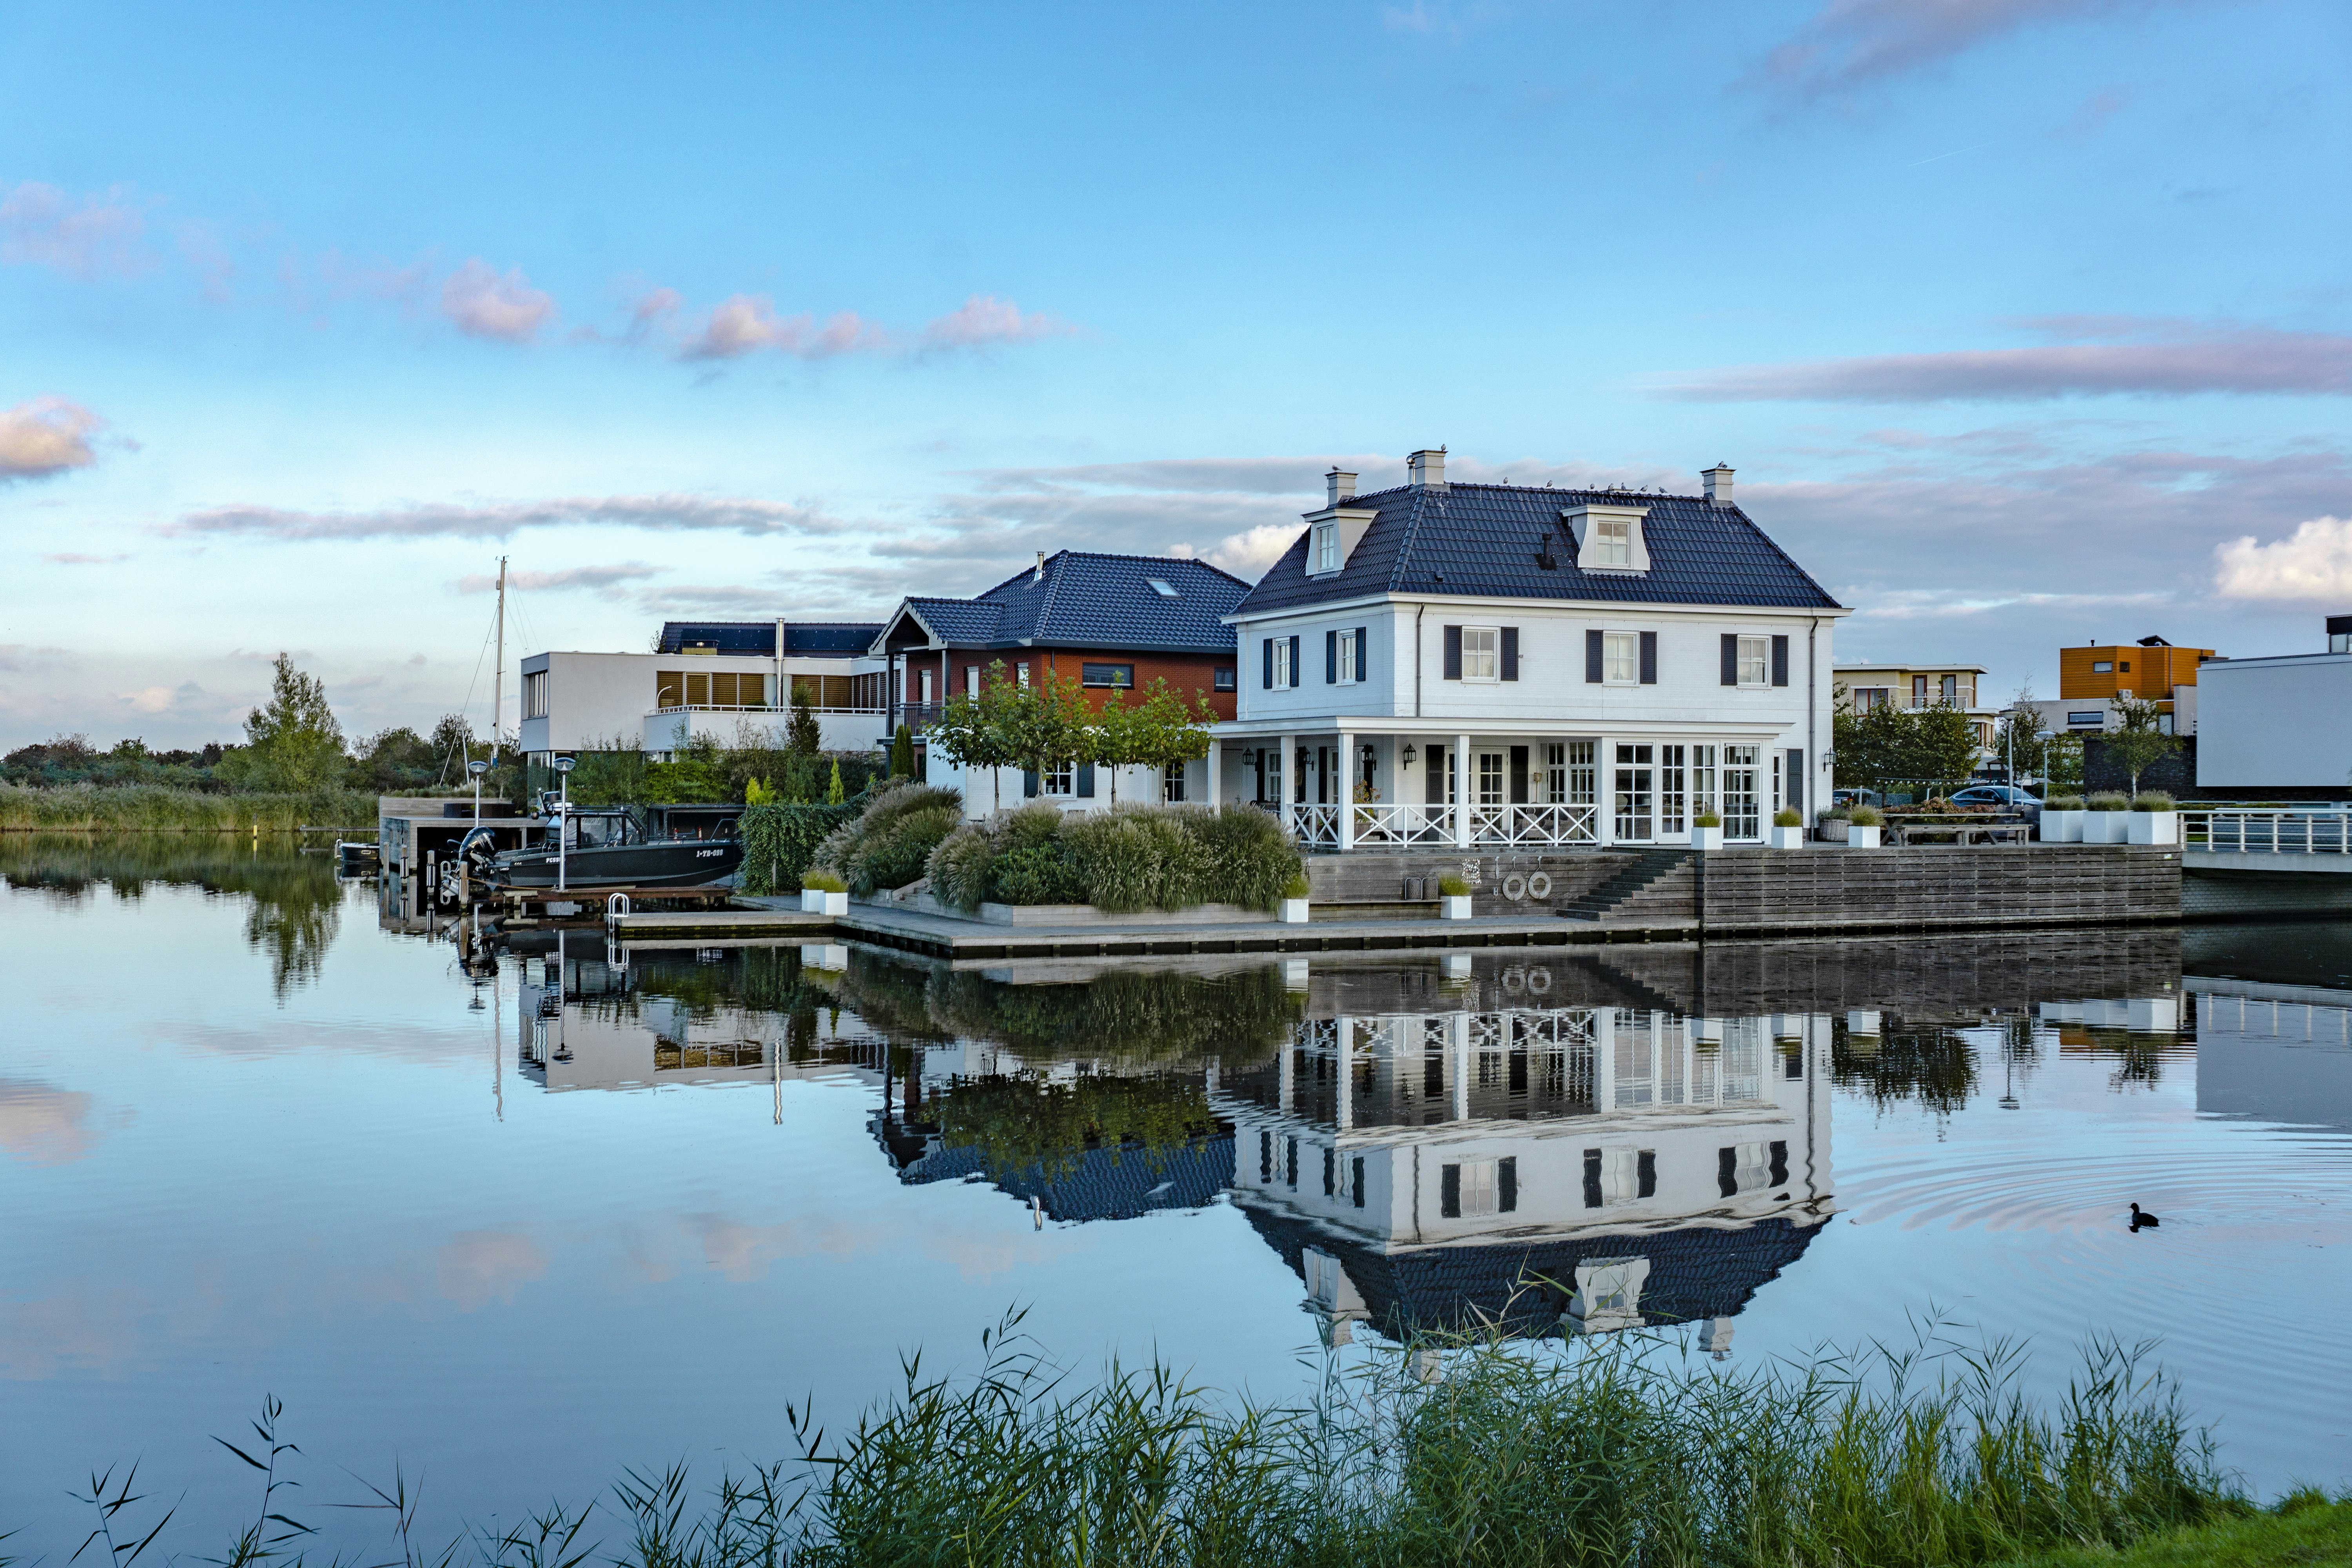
1147, 578, 1180, 598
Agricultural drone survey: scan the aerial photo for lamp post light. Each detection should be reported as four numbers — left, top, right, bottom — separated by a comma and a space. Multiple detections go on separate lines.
553, 755, 576, 893
468, 756, 489, 826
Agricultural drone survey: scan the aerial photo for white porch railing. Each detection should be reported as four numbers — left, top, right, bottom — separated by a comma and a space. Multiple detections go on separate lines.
2184, 810, 2352, 854
1351, 802, 1455, 846
1470, 803, 1600, 847
1294, 803, 1341, 848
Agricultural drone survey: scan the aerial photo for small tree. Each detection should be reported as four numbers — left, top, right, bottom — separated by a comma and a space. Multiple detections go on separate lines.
243, 653, 347, 791
2104, 695, 2181, 797
889, 724, 916, 779
1993, 690, 2049, 788
786, 682, 821, 755
996, 669, 1093, 798
927, 662, 1020, 813
1901, 703, 1980, 795
827, 757, 846, 804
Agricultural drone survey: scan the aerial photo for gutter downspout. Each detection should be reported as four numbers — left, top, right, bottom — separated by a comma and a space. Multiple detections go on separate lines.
1807, 617, 1820, 818
1414, 603, 1426, 719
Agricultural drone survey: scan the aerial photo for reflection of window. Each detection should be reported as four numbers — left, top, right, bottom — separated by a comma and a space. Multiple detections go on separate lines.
1461, 627, 1498, 681
1212, 667, 1236, 691
1604, 632, 1637, 683
523, 670, 548, 719
1081, 662, 1134, 688
1442, 1159, 1498, 1218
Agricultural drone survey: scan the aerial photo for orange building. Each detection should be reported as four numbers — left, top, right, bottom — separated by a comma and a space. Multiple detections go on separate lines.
2058, 637, 2215, 701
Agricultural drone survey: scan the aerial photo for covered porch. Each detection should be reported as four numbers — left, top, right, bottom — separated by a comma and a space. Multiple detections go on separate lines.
1207, 722, 1791, 851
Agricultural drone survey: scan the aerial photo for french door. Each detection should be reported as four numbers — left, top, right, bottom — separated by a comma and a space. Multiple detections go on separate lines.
1613, 744, 1655, 841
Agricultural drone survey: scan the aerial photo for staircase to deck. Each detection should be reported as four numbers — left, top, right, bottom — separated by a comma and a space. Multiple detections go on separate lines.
1555, 849, 1695, 922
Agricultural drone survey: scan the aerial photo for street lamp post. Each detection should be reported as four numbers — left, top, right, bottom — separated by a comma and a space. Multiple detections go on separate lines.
468, 756, 488, 826
553, 756, 576, 893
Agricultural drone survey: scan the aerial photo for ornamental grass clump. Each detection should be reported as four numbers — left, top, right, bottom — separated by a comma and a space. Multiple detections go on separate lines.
1849, 804, 1885, 826
2087, 791, 2132, 811
1773, 807, 1804, 827
810, 781, 962, 896
2045, 795, 2087, 811
923, 801, 1304, 913
1063, 805, 1209, 913
2131, 791, 2176, 811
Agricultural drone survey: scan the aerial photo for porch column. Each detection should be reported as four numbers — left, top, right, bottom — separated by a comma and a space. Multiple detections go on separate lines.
1595, 738, 1614, 847
1206, 739, 1221, 811
1279, 732, 1296, 834
1450, 1011, 1470, 1122
1337, 730, 1354, 849
1336, 1016, 1354, 1132
1454, 733, 1473, 848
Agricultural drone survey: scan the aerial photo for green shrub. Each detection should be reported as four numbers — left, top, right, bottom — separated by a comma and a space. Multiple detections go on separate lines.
811, 782, 964, 896
1820, 805, 1852, 822
1438, 873, 1472, 897
989, 842, 1083, 906
926, 824, 998, 911
1849, 804, 1885, 826
1063, 805, 1207, 913
1773, 807, 1804, 827
800, 868, 847, 894
1693, 809, 1722, 828
915, 802, 1305, 913
2087, 791, 2132, 811
1186, 804, 1303, 911
2131, 791, 2176, 811
2046, 795, 2087, 811
738, 802, 857, 894
1280, 872, 1310, 900
0, 783, 379, 833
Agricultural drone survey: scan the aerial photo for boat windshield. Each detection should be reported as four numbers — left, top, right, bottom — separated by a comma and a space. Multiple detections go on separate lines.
567, 811, 642, 849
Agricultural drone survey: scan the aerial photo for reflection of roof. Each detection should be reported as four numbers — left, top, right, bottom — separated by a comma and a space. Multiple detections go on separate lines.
1242, 1203, 1820, 1339
878, 552, 1250, 655
875, 1115, 1236, 1222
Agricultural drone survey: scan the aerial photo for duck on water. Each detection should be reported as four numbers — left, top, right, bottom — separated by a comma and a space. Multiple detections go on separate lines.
463, 802, 745, 891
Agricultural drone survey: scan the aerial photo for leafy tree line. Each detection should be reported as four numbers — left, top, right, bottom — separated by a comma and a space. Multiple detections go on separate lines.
926, 662, 1218, 812
1830, 697, 1982, 795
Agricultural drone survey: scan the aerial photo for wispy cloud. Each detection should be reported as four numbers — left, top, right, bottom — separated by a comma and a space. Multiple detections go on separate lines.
1666, 320, 2352, 402
42, 551, 128, 564
0, 1077, 106, 1166
0, 181, 150, 279
681, 295, 889, 360
168, 494, 845, 542
452, 562, 661, 593
1745, 0, 2191, 105
920, 295, 1075, 350
439, 258, 557, 342
0, 397, 105, 480
2214, 515, 2352, 602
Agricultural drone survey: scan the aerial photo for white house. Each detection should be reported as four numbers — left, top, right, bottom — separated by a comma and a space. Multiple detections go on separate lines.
1210, 452, 1848, 849
2194, 612, 2352, 793
517, 619, 891, 766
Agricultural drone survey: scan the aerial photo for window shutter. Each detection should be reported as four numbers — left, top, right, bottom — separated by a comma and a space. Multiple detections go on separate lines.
1639, 631, 1657, 685
1583, 1149, 1604, 1209
1720, 634, 1739, 687
1500, 626, 1519, 681
1440, 1163, 1462, 1219
1023, 769, 1038, 798
1443, 625, 1462, 680
1636, 1151, 1656, 1199
1498, 1156, 1518, 1212
1325, 628, 1337, 683
1288, 635, 1301, 687
1771, 634, 1790, 687
1787, 748, 1805, 814
1354, 626, 1367, 681
1425, 747, 1445, 805
1077, 762, 1095, 798
1261, 638, 1273, 690
1351, 1155, 1365, 1208
1717, 1146, 1738, 1199
1585, 629, 1603, 684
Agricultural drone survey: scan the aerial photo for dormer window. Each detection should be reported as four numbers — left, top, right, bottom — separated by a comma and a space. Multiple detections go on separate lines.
1311, 521, 1340, 575
1594, 516, 1632, 566
1564, 504, 1651, 573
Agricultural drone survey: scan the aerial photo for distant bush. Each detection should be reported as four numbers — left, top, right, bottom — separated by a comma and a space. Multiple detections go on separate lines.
738, 802, 858, 894
2087, 791, 2132, 811
0, 782, 377, 833
1848, 804, 1885, 826
2131, 791, 2176, 811
1773, 807, 1804, 827
812, 782, 963, 896
2045, 795, 2087, 811
922, 802, 1303, 914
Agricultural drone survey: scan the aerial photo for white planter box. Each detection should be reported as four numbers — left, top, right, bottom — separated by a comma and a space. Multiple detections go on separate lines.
2127, 811, 2179, 846
1279, 897, 1310, 924
1846, 825, 1882, 848
800, 888, 848, 916
1440, 894, 1474, 920
1691, 825, 1724, 850
1769, 825, 1806, 849
2041, 810, 2085, 843
2083, 811, 2131, 844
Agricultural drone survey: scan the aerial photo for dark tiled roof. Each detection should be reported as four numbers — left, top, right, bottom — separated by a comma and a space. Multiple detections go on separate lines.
884, 552, 1249, 655
1230, 484, 1842, 617
885, 1127, 1237, 1223
656, 621, 884, 657
1243, 1204, 1820, 1341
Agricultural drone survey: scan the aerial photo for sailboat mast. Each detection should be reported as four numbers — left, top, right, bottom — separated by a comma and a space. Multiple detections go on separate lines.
492, 554, 507, 760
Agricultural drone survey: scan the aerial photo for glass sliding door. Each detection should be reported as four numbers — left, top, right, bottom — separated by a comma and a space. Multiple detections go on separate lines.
1691, 744, 1717, 826
1613, 744, 1654, 841
1659, 744, 1687, 836
1722, 744, 1760, 838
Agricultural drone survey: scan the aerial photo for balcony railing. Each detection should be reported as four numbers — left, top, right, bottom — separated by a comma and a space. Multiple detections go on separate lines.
1352, 802, 1456, 847
651, 702, 885, 717
2183, 810, 2352, 854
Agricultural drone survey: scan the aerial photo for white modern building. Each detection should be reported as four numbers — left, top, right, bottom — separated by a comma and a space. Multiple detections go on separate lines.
516, 620, 890, 766
2194, 613, 2352, 793
1210, 452, 1847, 849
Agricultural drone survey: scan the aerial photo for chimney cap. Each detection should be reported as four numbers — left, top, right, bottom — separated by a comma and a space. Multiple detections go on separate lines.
1326, 468, 1358, 506
1407, 448, 1447, 488
1702, 462, 1735, 507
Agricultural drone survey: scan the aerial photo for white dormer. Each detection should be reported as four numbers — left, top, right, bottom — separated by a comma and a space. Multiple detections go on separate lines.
1562, 502, 1651, 574
1303, 474, 1379, 579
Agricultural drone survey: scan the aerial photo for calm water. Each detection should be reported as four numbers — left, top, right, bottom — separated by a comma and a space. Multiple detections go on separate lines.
6, 837, 2351, 1552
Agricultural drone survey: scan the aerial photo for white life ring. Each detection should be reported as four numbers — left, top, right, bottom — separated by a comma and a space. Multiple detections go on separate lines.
1502, 872, 1528, 901
1526, 871, 1552, 900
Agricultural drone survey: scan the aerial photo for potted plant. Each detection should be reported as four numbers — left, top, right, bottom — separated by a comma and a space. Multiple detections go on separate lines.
1691, 809, 1723, 851
799, 868, 849, 916
1769, 807, 1806, 849
2083, 791, 2132, 844
1438, 873, 1474, 920
1279, 872, 1311, 925
2040, 795, 2086, 843
1818, 806, 1851, 843
1846, 804, 1883, 848
2127, 791, 2179, 846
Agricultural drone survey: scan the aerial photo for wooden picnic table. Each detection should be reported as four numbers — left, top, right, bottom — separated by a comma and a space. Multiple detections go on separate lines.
1884, 811, 2032, 847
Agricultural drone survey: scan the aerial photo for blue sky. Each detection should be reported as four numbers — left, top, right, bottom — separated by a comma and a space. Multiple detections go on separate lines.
3, 0, 2348, 748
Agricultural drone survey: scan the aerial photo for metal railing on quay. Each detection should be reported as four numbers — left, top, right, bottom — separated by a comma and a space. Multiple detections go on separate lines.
2181, 809, 2352, 855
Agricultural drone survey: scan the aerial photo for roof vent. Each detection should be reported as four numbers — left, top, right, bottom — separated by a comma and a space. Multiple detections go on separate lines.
1702, 463, 1734, 508
1327, 468, 1357, 506
1034, 551, 1046, 584
1407, 448, 1446, 489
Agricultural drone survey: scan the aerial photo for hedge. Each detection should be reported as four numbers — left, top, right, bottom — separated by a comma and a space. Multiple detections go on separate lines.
737, 802, 858, 894
926, 801, 1302, 914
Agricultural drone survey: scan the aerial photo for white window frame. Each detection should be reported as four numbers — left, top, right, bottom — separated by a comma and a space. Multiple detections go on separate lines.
1603, 632, 1638, 684
1738, 636, 1770, 688
1311, 521, 1340, 575
1015, 661, 1030, 687
965, 665, 981, 698
1042, 761, 1076, 797
1460, 626, 1499, 682
1162, 761, 1186, 802
1593, 515, 1632, 566
1272, 638, 1294, 687
1336, 628, 1359, 684
522, 670, 548, 720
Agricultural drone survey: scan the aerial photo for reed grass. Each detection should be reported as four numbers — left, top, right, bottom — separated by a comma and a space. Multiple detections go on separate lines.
40, 1312, 2277, 1568
0, 782, 378, 832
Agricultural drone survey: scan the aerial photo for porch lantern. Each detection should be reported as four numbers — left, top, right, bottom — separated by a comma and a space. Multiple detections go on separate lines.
1401, 742, 1417, 771
1359, 743, 1376, 779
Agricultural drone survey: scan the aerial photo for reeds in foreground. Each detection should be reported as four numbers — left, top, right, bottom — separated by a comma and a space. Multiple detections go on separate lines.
40, 1311, 2258, 1568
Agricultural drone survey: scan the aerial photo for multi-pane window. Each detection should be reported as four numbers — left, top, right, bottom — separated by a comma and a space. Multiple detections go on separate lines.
1722, 745, 1760, 838
1691, 744, 1717, 823
1739, 637, 1771, 686
1271, 639, 1294, 687
1615, 743, 1654, 841
1042, 761, 1075, 796
1593, 515, 1632, 566
1336, 628, 1358, 682
522, 670, 548, 719
1546, 739, 1596, 804
1461, 627, 1498, 681
1213, 668, 1236, 691
1080, 662, 1134, 689
1312, 521, 1339, 573
1477, 752, 1505, 806
1162, 762, 1186, 803
1604, 632, 1638, 683
1659, 744, 1687, 835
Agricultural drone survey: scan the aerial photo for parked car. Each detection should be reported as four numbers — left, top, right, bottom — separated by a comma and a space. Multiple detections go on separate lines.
1948, 784, 2042, 821
1832, 788, 1883, 808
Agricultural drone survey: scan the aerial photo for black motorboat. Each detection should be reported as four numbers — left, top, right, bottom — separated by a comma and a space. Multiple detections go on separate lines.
464, 804, 743, 891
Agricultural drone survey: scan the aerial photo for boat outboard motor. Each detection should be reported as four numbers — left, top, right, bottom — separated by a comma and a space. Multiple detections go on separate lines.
458, 826, 502, 881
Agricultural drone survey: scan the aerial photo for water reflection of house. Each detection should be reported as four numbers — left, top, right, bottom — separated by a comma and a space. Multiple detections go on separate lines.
2184, 978, 2352, 1131
1217, 998, 1833, 1345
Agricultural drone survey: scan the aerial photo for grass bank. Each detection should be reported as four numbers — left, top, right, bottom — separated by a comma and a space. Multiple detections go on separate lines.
2008, 1493, 2350, 1566
0, 782, 379, 832
45, 1319, 2322, 1568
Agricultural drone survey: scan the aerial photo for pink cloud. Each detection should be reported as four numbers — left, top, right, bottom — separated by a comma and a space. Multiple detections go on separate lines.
920, 294, 1074, 349
439, 258, 558, 342
0, 397, 106, 480
0, 181, 149, 279
681, 293, 891, 360
1746, 0, 2190, 104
